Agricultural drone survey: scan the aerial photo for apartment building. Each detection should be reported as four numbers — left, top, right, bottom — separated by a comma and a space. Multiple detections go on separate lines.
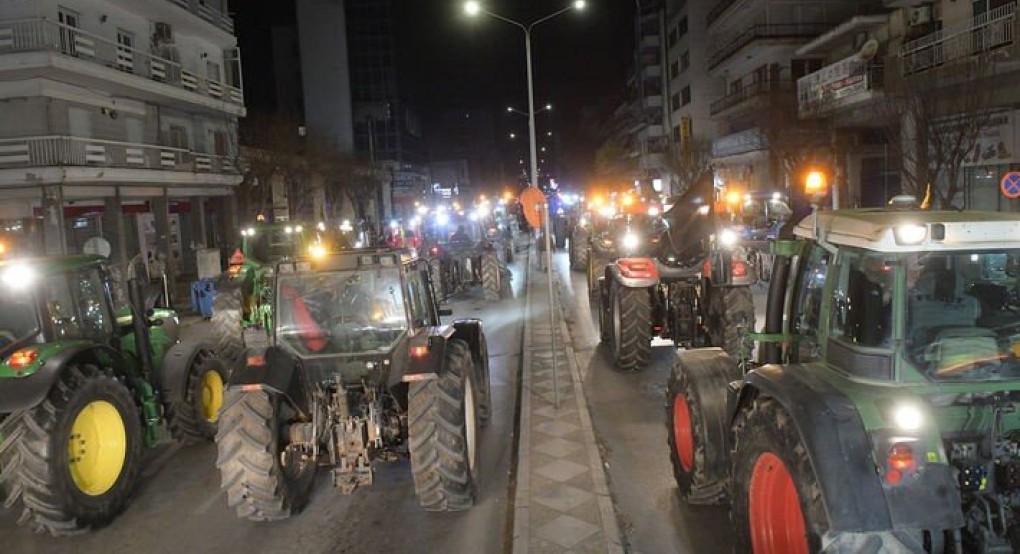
0, 0, 244, 278
705, 0, 876, 196
625, 0, 669, 195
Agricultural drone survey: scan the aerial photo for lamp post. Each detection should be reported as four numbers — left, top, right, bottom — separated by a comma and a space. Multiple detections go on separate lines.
464, 1, 586, 188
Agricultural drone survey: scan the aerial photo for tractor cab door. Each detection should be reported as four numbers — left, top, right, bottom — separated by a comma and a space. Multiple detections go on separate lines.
787, 244, 832, 364
43, 267, 116, 344
407, 262, 441, 327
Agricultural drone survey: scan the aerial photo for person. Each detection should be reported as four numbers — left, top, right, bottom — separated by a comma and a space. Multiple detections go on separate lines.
450, 224, 470, 243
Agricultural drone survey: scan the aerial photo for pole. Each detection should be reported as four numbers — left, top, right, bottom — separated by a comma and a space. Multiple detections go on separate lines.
525, 29, 539, 188
543, 202, 559, 409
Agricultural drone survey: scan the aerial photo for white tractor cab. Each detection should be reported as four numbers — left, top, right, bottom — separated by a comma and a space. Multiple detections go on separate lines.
668, 203, 1020, 553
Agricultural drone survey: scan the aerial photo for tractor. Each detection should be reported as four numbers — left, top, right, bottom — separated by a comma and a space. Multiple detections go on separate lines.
0, 255, 227, 535
423, 218, 511, 302
215, 248, 491, 520
211, 222, 312, 362
668, 203, 1020, 552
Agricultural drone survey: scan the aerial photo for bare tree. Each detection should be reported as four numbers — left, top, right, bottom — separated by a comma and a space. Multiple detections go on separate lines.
595, 137, 638, 190
667, 137, 714, 196
756, 86, 831, 191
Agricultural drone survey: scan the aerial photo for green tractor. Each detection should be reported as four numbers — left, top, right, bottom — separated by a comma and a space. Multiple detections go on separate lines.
212, 222, 311, 362
668, 206, 1020, 552
0, 255, 227, 536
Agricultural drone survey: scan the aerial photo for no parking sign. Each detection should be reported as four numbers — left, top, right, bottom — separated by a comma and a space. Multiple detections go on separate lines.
1001, 172, 1020, 199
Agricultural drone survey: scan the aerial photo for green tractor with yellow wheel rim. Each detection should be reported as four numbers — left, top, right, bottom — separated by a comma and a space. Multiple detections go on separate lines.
0, 255, 228, 536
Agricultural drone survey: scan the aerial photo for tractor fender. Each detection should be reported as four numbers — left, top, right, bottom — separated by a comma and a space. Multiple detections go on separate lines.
452, 319, 488, 388
672, 348, 743, 492
734, 364, 898, 534
0, 342, 134, 413
157, 341, 215, 406
227, 346, 311, 418
606, 258, 658, 289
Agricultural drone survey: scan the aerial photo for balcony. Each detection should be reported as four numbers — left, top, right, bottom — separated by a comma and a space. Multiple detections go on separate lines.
798, 56, 884, 118
164, 0, 235, 34
710, 79, 794, 116
0, 19, 244, 110
0, 136, 238, 177
706, 0, 741, 27
709, 23, 833, 70
901, 3, 1017, 75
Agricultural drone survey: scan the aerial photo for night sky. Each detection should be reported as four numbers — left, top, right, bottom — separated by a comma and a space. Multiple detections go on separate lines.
236, 0, 635, 185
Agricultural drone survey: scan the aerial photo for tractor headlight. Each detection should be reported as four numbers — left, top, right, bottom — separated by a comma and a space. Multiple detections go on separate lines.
892, 403, 924, 431
309, 244, 327, 259
894, 224, 927, 245
719, 228, 738, 248
1, 264, 35, 289
622, 233, 640, 250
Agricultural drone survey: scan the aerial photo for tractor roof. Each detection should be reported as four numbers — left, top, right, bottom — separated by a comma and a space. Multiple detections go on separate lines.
0, 254, 105, 272
279, 248, 413, 273
794, 209, 1020, 252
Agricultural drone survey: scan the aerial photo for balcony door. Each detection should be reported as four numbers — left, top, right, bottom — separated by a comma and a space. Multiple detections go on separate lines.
57, 7, 80, 56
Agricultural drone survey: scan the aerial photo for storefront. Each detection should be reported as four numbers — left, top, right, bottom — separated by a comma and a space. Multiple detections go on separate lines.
962, 110, 1020, 211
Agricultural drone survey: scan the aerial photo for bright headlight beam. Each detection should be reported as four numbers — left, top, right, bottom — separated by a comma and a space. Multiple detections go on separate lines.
622, 233, 640, 250
892, 404, 924, 431
894, 224, 926, 245
719, 229, 738, 247
2, 265, 35, 289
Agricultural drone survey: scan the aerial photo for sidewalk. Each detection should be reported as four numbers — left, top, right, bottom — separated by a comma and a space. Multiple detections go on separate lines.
512, 254, 624, 554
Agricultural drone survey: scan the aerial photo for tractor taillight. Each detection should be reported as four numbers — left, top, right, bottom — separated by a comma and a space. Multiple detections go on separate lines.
410, 346, 429, 358
7, 348, 38, 371
618, 258, 658, 279
732, 260, 748, 278
885, 443, 916, 485
246, 355, 265, 367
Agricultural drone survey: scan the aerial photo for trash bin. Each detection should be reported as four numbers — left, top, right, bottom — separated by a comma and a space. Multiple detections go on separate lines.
190, 278, 217, 318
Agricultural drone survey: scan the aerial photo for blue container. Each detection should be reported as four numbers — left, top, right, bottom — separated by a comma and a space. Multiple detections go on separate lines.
190, 279, 217, 318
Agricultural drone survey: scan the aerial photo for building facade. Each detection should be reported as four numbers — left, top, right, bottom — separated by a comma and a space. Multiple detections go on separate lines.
0, 0, 244, 280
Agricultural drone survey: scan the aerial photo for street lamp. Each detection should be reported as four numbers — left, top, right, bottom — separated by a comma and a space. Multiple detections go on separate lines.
465, 2, 585, 188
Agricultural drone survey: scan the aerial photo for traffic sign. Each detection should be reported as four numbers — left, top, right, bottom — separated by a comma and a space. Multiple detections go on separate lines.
1001, 172, 1020, 198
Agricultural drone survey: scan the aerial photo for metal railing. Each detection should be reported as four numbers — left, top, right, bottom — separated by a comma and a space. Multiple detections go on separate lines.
708, 23, 834, 69
164, 0, 234, 33
706, 0, 740, 27
901, 2, 1017, 75
710, 79, 794, 115
797, 57, 884, 115
0, 136, 238, 174
0, 18, 243, 106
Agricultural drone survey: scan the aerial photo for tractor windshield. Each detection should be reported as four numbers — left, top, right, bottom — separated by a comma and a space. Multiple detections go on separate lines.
275, 266, 407, 357
903, 249, 1020, 382
0, 292, 39, 354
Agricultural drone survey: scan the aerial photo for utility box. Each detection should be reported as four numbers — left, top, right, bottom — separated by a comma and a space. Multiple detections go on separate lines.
196, 248, 222, 280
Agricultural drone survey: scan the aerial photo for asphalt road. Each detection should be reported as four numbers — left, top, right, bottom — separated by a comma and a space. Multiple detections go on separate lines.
556, 251, 757, 554
0, 262, 526, 554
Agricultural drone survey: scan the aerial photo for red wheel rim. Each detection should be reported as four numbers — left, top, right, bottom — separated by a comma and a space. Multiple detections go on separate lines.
672, 394, 694, 472
749, 452, 809, 554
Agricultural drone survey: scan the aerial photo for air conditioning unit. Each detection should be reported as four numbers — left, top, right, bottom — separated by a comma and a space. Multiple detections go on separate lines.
154, 22, 173, 43
908, 6, 933, 26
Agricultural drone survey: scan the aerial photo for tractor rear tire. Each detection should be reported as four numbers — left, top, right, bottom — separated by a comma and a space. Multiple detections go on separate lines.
212, 284, 245, 363
609, 281, 652, 370
167, 349, 228, 444
569, 233, 589, 272
667, 363, 727, 505
706, 285, 755, 359
731, 396, 826, 553
409, 339, 479, 511
0, 364, 142, 536
216, 389, 315, 521
481, 254, 501, 302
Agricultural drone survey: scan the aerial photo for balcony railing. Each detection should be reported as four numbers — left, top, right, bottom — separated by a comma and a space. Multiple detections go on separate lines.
0, 136, 238, 175
710, 79, 794, 115
709, 23, 833, 70
798, 56, 884, 116
706, 0, 740, 27
901, 2, 1017, 75
165, 0, 234, 33
0, 19, 243, 107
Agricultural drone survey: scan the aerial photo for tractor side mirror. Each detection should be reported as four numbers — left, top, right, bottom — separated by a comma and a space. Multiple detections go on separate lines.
439, 308, 453, 317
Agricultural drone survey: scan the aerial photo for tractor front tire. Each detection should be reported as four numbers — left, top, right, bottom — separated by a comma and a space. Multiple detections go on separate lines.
409, 339, 479, 511
706, 285, 755, 359
667, 363, 727, 505
731, 396, 827, 554
167, 349, 228, 444
481, 254, 501, 302
0, 365, 142, 536
216, 390, 315, 521
609, 282, 653, 370
211, 284, 245, 363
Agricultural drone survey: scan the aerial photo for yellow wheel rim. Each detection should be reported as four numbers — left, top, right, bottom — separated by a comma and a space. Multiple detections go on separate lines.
68, 400, 127, 496
200, 370, 224, 423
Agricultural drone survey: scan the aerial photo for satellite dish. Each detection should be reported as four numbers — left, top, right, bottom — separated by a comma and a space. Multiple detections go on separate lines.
859, 38, 879, 62
83, 237, 112, 258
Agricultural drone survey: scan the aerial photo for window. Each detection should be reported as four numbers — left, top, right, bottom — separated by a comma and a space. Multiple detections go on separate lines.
673, 125, 681, 142
169, 125, 189, 149
75, 269, 113, 341
680, 51, 690, 73
670, 61, 679, 79
670, 93, 680, 111
212, 130, 228, 156
405, 268, 431, 328
792, 246, 831, 362
678, 17, 688, 38
668, 28, 678, 47
681, 85, 691, 106
116, 30, 135, 72
830, 250, 894, 349
44, 269, 113, 342
791, 58, 824, 80
57, 7, 80, 56
207, 61, 222, 83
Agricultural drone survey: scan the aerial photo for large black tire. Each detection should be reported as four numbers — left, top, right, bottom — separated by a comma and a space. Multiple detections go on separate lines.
706, 285, 755, 359
166, 349, 228, 444
731, 397, 827, 553
0, 365, 143, 536
211, 284, 245, 362
609, 281, 653, 370
586, 256, 600, 300
597, 279, 611, 344
409, 339, 479, 511
481, 254, 501, 302
666, 363, 727, 505
216, 389, 316, 521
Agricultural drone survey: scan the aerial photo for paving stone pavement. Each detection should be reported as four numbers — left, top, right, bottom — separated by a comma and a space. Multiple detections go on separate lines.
513, 255, 624, 554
